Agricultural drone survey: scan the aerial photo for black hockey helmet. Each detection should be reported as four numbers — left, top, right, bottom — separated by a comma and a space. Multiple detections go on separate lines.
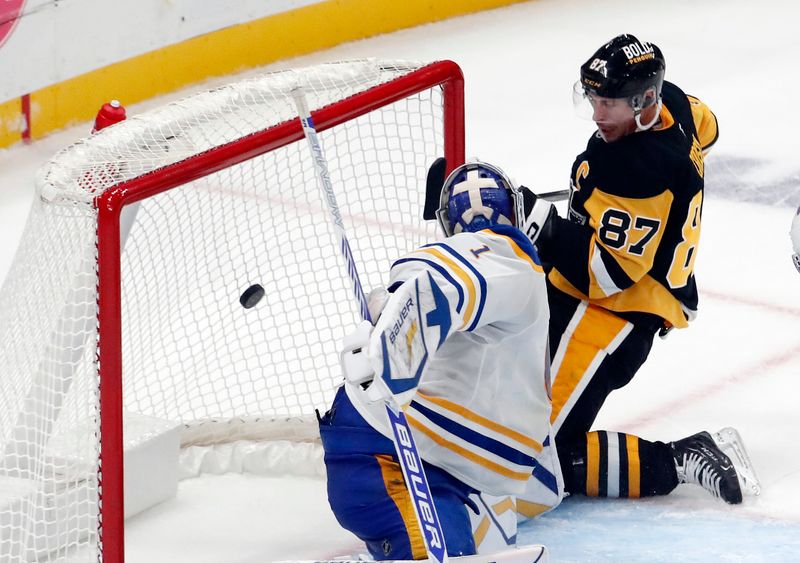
579, 34, 665, 109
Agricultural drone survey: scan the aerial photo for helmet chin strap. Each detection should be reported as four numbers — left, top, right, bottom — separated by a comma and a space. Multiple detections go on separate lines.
634, 96, 663, 132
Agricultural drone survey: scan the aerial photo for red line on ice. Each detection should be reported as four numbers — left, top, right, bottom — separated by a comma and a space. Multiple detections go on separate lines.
621, 289, 800, 428
702, 288, 800, 318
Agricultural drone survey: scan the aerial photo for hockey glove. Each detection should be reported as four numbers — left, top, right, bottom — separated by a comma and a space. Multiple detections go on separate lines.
340, 320, 376, 387
341, 320, 399, 403
519, 185, 557, 245
339, 288, 390, 393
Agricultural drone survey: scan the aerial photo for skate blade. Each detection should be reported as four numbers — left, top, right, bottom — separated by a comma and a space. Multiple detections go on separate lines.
712, 427, 761, 496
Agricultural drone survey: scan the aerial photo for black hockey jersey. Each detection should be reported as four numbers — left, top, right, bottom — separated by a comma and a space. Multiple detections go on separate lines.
539, 81, 718, 328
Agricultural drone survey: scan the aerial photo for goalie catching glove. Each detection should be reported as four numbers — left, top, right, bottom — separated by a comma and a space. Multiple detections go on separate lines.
518, 185, 557, 246
340, 272, 453, 407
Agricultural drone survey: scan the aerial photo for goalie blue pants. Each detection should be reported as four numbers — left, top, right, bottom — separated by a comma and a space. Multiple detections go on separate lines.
319, 387, 477, 560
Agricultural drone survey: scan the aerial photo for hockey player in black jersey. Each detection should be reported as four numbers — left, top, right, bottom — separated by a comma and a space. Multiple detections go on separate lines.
519, 34, 759, 505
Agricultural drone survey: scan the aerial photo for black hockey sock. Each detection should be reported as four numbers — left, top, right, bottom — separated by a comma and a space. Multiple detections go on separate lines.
560, 431, 679, 498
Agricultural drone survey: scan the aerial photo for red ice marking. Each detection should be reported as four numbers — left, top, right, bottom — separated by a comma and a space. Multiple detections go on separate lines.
702, 288, 800, 318
622, 341, 800, 429
620, 289, 800, 428
196, 179, 433, 238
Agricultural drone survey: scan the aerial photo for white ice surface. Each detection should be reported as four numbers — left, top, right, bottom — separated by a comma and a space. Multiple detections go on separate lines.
1, 0, 799, 561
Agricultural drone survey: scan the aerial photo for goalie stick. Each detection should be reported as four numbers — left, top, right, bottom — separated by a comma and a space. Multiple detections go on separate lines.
291, 87, 449, 563
537, 188, 570, 202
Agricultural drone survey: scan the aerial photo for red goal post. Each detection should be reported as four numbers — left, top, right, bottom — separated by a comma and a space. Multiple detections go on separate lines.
0, 60, 464, 562
96, 59, 464, 563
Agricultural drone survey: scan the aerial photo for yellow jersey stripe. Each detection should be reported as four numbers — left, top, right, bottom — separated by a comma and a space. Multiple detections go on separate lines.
416, 391, 543, 452
550, 305, 630, 425
626, 434, 641, 498
548, 268, 690, 330
491, 497, 516, 515
485, 231, 544, 273
415, 247, 477, 329
375, 454, 427, 559
516, 499, 552, 518
688, 95, 719, 151
586, 432, 600, 496
406, 414, 531, 481
473, 516, 491, 549
583, 188, 673, 288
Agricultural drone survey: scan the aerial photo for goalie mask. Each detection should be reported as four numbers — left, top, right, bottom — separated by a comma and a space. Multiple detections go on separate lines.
436, 161, 522, 237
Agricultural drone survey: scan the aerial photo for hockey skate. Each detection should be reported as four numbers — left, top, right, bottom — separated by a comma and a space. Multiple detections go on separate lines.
712, 427, 761, 496
671, 429, 752, 504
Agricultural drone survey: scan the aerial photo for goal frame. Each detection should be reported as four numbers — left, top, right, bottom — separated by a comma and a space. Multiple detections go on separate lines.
94, 60, 465, 562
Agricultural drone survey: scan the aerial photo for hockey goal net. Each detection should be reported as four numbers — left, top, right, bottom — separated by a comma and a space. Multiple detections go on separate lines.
0, 59, 464, 562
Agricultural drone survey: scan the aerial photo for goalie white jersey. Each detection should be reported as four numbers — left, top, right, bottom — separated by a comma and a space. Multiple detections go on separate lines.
345, 224, 555, 496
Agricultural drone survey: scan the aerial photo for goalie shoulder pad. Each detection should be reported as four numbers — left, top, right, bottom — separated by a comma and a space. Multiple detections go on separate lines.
366, 270, 453, 406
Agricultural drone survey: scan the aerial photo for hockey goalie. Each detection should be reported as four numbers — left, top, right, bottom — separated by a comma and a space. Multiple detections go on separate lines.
319, 160, 563, 561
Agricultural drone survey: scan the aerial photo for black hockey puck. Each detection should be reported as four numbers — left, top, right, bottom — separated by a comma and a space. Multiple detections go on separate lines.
239, 283, 265, 309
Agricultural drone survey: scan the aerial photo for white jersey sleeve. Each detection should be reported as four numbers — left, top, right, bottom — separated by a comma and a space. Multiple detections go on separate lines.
345, 224, 556, 497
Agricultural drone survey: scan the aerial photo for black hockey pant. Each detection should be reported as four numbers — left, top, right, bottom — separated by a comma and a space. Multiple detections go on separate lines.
547, 286, 679, 498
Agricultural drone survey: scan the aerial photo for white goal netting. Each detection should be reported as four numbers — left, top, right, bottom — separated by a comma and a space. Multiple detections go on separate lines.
0, 59, 461, 562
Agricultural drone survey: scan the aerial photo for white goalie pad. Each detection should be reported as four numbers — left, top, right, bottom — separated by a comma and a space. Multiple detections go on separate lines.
468, 493, 519, 554
712, 427, 761, 496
